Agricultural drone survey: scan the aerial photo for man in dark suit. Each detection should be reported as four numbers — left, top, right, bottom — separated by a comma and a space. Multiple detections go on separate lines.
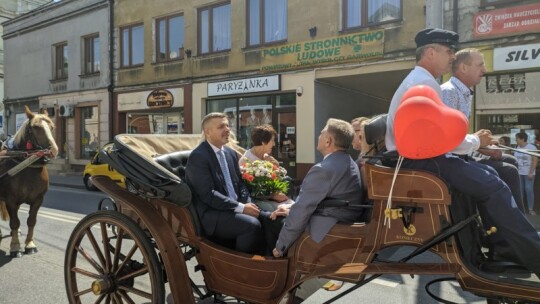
272, 118, 364, 257
185, 112, 263, 254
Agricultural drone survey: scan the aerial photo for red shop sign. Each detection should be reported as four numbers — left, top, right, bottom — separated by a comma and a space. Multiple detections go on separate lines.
474, 3, 540, 38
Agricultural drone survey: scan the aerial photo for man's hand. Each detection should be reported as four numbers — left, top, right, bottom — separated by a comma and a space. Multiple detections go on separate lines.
271, 192, 289, 202
477, 145, 502, 160
475, 129, 498, 147
272, 248, 282, 257
243, 203, 260, 218
270, 204, 291, 220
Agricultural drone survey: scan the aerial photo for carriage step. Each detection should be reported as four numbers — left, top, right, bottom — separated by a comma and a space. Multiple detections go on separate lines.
306, 262, 461, 283
363, 262, 461, 275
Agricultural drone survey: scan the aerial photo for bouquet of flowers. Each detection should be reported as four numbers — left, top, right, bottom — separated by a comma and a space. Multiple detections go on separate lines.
240, 160, 289, 198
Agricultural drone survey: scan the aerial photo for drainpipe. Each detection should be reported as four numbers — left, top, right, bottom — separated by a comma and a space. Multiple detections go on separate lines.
453, 0, 458, 33
108, 0, 115, 141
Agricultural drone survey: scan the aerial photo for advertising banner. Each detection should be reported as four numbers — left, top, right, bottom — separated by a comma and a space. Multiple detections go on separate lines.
260, 30, 384, 72
493, 43, 540, 71
474, 3, 540, 38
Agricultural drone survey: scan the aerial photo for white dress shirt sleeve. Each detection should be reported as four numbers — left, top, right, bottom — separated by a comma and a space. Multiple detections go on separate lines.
450, 134, 480, 155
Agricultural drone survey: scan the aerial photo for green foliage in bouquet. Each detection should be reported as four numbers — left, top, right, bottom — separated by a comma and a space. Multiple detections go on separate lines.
240, 160, 289, 198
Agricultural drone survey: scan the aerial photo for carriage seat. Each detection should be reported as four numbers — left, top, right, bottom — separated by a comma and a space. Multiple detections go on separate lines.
153, 150, 204, 238
154, 150, 192, 180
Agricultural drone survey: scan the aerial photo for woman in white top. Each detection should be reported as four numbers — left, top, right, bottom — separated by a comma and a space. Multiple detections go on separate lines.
515, 132, 538, 215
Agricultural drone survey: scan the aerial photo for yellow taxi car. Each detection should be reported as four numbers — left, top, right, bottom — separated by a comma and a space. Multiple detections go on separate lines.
83, 143, 125, 191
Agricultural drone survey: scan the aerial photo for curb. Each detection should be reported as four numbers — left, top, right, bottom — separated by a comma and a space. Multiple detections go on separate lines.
49, 182, 86, 190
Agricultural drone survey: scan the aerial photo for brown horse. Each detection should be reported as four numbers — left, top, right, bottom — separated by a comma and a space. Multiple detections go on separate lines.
0, 106, 58, 257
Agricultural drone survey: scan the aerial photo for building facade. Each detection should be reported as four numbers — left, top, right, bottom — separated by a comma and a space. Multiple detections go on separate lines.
113, 0, 425, 179
3, 0, 112, 166
0, 0, 50, 139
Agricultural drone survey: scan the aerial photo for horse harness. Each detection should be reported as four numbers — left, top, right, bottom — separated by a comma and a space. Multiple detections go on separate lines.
0, 121, 54, 180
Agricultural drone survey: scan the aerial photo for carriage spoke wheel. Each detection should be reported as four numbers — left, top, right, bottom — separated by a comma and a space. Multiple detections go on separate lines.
65, 211, 164, 304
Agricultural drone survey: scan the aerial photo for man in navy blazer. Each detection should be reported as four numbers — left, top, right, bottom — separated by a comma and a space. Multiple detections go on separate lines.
185, 112, 263, 254
272, 118, 364, 257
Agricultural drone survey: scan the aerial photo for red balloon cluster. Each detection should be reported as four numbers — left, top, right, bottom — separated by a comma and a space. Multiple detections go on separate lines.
394, 85, 468, 159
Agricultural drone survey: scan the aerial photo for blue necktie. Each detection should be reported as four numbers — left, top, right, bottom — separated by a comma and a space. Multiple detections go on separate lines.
217, 150, 238, 201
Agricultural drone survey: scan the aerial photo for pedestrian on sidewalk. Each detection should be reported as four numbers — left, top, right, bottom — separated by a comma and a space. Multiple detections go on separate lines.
515, 132, 538, 215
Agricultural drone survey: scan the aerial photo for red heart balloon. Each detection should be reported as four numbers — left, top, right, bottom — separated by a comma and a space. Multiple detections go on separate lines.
400, 85, 443, 106
394, 88, 468, 159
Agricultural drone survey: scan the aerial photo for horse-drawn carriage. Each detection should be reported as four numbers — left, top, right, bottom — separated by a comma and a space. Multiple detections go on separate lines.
63, 132, 540, 304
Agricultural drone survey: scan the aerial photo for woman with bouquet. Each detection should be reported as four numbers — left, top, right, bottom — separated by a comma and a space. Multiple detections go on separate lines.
239, 124, 290, 203
239, 124, 294, 254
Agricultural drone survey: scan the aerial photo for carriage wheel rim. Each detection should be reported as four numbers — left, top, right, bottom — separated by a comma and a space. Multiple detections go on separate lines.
64, 210, 164, 303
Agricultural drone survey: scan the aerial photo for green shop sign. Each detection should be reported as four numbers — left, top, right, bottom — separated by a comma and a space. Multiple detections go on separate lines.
260, 29, 384, 71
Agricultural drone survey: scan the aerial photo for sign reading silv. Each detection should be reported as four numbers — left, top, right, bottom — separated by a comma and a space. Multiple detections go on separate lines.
208, 75, 280, 97
493, 43, 540, 71
147, 89, 174, 108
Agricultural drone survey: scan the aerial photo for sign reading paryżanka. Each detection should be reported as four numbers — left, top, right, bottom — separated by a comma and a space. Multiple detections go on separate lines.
260, 30, 384, 71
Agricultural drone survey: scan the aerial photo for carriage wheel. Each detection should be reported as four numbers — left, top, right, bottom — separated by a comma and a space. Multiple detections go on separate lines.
65, 210, 164, 303
83, 175, 98, 191
97, 198, 118, 236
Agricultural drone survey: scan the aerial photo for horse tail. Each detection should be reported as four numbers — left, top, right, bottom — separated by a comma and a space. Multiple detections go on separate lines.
0, 201, 8, 221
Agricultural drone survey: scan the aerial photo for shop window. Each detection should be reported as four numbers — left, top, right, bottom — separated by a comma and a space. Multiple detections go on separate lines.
485, 73, 526, 94
79, 106, 99, 159
198, 2, 231, 54
127, 112, 183, 134
53, 42, 68, 80
206, 93, 296, 178
83, 34, 100, 74
343, 0, 401, 30
120, 23, 144, 67
156, 14, 185, 62
247, 0, 287, 47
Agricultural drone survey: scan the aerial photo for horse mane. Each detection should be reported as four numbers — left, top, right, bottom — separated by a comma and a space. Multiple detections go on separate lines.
12, 119, 30, 147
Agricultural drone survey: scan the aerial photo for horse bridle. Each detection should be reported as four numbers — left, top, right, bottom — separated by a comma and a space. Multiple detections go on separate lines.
22, 120, 49, 151
8, 120, 50, 152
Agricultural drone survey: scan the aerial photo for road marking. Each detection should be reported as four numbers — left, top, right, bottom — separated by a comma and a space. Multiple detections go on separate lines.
371, 278, 399, 288
18, 206, 83, 225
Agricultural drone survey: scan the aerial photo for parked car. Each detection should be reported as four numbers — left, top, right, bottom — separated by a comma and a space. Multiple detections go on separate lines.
83, 143, 125, 191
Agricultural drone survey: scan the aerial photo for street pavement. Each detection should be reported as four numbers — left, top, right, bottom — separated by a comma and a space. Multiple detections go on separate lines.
49, 173, 86, 190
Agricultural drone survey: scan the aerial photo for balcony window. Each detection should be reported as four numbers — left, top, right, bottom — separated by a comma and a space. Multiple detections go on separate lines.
247, 0, 287, 47
54, 42, 68, 80
121, 23, 144, 67
199, 2, 231, 54
343, 0, 401, 30
156, 14, 185, 62
83, 34, 100, 74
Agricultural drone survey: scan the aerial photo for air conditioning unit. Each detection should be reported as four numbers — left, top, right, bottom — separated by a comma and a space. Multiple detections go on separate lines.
59, 105, 74, 117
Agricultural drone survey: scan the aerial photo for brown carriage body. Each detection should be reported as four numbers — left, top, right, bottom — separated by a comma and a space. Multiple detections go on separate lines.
67, 134, 540, 303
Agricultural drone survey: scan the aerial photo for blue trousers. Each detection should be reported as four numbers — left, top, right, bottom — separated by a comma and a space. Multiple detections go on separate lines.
401, 154, 540, 275
477, 157, 524, 213
520, 174, 536, 211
